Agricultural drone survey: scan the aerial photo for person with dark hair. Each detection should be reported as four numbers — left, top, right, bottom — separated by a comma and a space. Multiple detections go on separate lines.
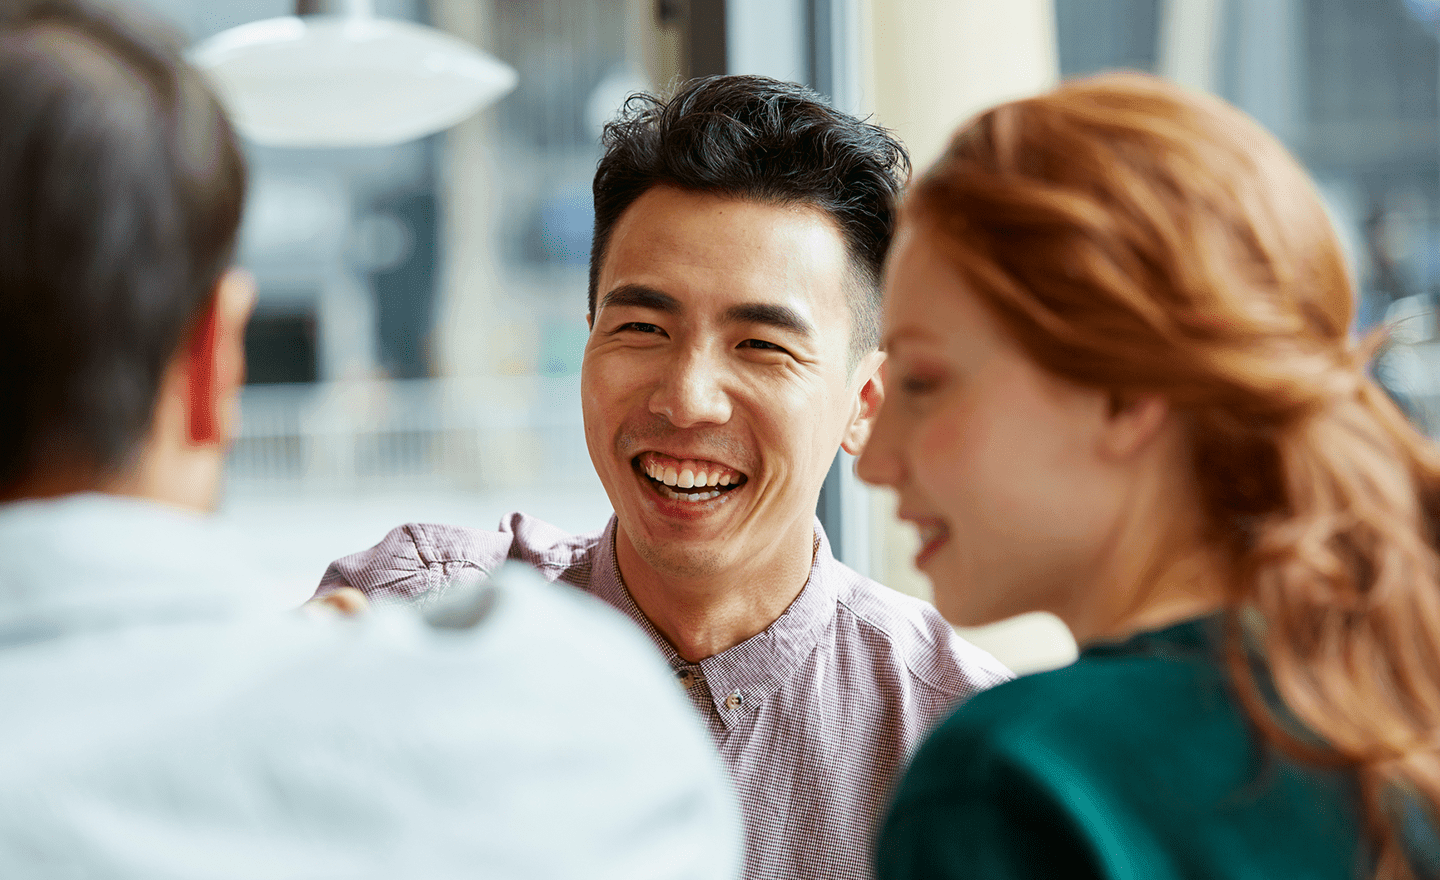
0, 2, 740, 876
860, 72, 1440, 879
317, 74, 1010, 880
587, 75, 903, 366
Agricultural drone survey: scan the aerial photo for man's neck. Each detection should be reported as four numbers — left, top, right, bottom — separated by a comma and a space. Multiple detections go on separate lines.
0, 471, 103, 503
614, 523, 816, 663
1, 429, 220, 512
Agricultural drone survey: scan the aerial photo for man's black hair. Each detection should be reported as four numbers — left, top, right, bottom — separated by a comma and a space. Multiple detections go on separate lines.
589, 74, 909, 366
0, 0, 246, 490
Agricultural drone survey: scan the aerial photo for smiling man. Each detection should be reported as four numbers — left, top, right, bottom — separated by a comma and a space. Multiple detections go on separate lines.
318, 75, 1011, 880
0, 2, 739, 876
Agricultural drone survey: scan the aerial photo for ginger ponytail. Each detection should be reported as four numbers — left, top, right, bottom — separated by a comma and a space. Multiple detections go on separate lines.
1225, 376, 1440, 879
914, 72, 1440, 879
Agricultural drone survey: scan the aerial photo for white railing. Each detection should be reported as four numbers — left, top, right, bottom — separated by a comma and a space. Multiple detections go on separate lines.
229, 376, 594, 492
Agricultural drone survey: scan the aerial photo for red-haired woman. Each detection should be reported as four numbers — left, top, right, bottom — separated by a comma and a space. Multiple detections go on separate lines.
858, 73, 1440, 880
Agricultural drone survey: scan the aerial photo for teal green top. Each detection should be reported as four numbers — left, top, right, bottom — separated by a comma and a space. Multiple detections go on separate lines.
876, 617, 1375, 880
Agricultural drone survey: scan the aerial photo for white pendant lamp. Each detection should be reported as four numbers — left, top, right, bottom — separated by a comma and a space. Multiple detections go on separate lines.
189, 0, 517, 148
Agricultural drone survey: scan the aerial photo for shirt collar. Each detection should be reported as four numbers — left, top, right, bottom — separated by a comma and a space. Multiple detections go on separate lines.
591, 515, 840, 726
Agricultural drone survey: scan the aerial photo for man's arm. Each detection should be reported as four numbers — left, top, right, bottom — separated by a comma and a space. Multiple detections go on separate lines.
312, 522, 516, 606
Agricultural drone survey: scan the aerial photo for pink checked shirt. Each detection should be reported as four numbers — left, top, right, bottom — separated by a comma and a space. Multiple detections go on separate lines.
317, 512, 1011, 880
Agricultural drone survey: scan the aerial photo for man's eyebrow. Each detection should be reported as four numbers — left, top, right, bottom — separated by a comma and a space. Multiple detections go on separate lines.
597, 284, 681, 314
723, 303, 814, 337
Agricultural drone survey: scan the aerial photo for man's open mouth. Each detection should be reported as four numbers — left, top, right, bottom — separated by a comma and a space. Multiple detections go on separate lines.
634, 451, 748, 503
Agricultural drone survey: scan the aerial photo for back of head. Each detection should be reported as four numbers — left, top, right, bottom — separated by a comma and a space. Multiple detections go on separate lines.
0, 0, 245, 493
589, 74, 909, 363
912, 72, 1440, 879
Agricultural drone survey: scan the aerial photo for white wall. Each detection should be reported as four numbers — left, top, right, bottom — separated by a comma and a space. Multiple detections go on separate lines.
863, 0, 1078, 674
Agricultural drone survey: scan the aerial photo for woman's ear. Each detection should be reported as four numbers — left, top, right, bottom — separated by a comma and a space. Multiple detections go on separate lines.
1099, 392, 1171, 462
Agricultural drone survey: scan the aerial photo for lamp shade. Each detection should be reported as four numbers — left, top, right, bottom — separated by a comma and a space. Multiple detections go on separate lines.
189, 14, 517, 148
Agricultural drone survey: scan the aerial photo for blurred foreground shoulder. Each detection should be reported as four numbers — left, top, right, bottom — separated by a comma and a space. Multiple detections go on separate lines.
340, 562, 744, 880
0, 511, 740, 879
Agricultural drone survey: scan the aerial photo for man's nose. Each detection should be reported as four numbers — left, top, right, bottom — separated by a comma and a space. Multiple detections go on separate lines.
649, 348, 733, 428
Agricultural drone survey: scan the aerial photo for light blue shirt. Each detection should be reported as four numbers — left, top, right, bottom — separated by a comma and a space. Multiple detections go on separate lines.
0, 493, 741, 879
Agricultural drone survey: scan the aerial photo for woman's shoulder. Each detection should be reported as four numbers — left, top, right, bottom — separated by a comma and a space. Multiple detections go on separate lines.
881, 620, 1364, 880
938, 627, 1227, 752
900, 617, 1258, 817
878, 650, 1234, 880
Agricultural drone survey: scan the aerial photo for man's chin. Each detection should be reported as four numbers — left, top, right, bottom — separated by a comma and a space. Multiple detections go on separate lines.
625, 529, 731, 582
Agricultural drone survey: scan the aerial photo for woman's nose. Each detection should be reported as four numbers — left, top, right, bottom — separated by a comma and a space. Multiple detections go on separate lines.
855, 401, 904, 488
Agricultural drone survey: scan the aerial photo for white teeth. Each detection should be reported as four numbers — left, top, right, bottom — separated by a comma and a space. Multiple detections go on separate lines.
655, 483, 722, 502
641, 455, 745, 491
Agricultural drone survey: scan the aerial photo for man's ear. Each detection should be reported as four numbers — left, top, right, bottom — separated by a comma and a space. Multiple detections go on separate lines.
840, 350, 886, 455
185, 269, 255, 446
1099, 392, 1170, 462
586, 311, 593, 331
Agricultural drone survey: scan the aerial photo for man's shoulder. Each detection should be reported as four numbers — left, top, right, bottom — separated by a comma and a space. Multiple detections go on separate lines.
345, 564, 680, 714
410, 563, 657, 679
7, 563, 705, 761
0, 565, 742, 879
291, 564, 742, 875
830, 567, 1013, 699
315, 511, 607, 606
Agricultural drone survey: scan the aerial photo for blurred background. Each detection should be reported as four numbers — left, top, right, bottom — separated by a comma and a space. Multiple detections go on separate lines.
136, 0, 1440, 672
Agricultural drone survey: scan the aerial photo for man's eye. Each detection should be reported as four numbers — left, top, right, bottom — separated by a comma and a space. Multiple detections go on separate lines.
617, 322, 663, 334
739, 339, 787, 353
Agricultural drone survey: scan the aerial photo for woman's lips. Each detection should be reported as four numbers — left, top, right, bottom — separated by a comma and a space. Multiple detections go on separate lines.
912, 519, 950, 567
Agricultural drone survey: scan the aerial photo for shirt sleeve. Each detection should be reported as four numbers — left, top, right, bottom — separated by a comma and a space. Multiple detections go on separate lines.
313, 522, 516, 606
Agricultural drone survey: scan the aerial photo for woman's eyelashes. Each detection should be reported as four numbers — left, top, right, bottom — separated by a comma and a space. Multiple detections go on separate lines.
898, 371, 942, 398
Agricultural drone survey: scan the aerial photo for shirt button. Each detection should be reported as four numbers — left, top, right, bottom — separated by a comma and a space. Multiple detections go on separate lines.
725, 691, 744, 710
